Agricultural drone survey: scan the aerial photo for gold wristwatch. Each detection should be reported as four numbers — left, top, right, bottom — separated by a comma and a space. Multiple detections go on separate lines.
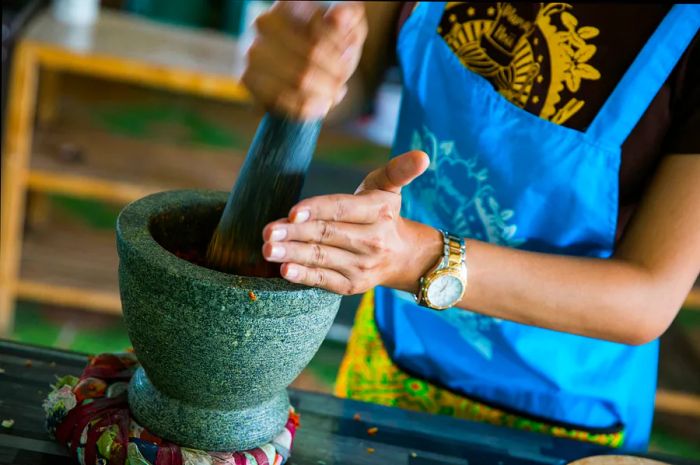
415, 230, 467, 310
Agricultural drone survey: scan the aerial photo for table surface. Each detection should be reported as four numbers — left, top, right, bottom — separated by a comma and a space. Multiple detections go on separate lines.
0, 340, 692, 465
23, 9, 246, 78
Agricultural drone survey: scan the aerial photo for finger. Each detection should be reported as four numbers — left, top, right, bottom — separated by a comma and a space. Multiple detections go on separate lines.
269, 0, 367, 58
262, 240, 358, 274
242, 68, 334, 119
314, 6, 367, 85
318, 2, 368, 52
289, 192, 396, 224
323, 2, 365, 33
280, 263, 355, 295
271, 1, 321, 27
246, 37, 344, 102
357, 150, 430, 194
263, 219, 370, 253
258, 5, 352, 82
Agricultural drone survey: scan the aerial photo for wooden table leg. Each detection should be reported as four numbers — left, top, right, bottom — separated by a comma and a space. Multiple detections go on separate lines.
26, 191, 52, 229
655, 388, 700, 417
0, 43, 40, 336
37, 67, 61, 127
29, 67, 62, 229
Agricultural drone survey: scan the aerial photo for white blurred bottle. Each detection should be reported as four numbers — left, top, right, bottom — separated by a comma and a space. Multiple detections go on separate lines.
52, 0, 99, 26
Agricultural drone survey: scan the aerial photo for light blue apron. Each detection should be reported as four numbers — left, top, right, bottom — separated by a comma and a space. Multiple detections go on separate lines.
374, 3, 699, 450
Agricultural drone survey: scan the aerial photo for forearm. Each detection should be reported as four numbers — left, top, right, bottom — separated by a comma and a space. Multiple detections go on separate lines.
390, 222, 669, 345
458, 241, 672, 345
458, 156, 699, 344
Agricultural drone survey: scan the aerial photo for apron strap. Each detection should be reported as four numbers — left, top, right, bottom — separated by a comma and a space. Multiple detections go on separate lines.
420, 1, 447, 31
585, 5, 700, 146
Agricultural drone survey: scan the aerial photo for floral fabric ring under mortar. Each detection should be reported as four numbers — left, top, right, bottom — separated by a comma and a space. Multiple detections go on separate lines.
43, 352, 299, 465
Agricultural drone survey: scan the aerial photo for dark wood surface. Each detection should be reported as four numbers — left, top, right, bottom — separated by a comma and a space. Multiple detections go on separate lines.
0, 339, 693, 465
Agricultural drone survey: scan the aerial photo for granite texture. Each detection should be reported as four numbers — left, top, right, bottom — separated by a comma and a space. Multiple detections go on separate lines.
116, 190, 341, 451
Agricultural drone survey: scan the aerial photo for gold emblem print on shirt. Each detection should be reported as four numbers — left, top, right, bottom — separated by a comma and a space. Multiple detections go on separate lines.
438, 3, 601, 125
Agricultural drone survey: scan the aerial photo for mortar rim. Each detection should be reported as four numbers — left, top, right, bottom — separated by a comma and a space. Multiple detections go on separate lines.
116, 189, 336, 298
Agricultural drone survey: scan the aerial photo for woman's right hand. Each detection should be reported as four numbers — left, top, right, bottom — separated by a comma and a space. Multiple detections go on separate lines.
242, 1, 368, 120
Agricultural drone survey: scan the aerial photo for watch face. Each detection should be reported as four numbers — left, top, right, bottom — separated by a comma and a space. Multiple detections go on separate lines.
426, 274, 464, 309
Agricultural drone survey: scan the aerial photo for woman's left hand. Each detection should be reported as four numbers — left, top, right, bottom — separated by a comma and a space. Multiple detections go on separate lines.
262, 151, 443, 295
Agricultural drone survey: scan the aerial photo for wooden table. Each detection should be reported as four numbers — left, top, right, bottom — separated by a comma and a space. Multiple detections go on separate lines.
2, 339, 695, 465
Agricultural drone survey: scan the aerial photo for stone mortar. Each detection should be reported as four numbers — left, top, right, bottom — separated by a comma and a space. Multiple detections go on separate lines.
116, 189, 341, 451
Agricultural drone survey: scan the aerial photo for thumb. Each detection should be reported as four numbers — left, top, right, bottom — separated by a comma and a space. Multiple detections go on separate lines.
356, 150, 430, 194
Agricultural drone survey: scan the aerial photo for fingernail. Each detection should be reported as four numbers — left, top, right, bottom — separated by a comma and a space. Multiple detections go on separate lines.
292, 209, 310, 223
270, 245, 285, 259
270, 228, 287, 241
284, 266, 299, 279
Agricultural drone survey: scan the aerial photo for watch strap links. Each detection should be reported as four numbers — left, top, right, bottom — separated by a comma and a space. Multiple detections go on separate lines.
416, 230, 466, 309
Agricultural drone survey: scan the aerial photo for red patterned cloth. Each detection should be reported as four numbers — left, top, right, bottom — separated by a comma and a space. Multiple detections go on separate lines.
43, 353, 299, 465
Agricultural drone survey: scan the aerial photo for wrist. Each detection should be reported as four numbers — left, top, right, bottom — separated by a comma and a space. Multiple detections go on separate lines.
416, 231, 468, 310
383, 219, 443, 293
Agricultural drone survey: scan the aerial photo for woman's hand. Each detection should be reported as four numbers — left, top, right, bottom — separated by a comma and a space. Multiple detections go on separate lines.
242, 1, 368, 120
262, 151, 443, 295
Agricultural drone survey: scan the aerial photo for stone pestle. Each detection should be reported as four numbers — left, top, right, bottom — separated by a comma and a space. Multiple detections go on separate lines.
206, 113, 322, 277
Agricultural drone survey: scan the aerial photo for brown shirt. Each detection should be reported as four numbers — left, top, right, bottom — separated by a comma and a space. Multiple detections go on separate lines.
398, 2, 699, 241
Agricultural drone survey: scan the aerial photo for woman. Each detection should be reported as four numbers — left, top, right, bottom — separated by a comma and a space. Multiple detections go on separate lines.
244, 1, 700, 451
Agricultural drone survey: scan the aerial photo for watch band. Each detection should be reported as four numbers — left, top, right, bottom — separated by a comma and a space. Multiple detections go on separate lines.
415, 230, 467, 309
444, 232, 465, 268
